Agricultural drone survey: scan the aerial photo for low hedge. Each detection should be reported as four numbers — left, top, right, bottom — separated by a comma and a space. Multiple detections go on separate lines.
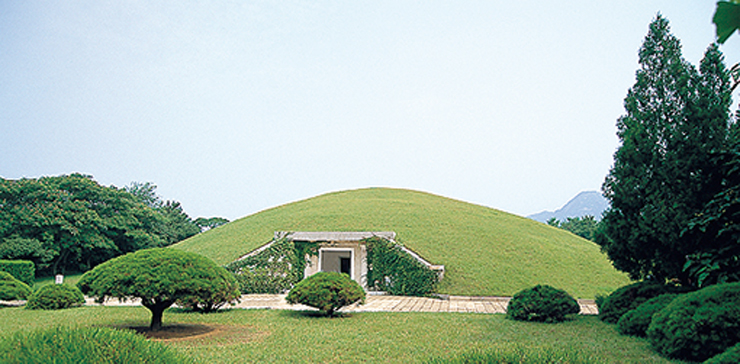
0, 326, 193, 364
26, 284, 85, 310
0, 260, 35, 287
0, 271, 32, 301
506, 284, 580, 323
616, 293, 679, 337
598, 281, 690, 324
647, 282, 740, 361
705, 342, 740, 364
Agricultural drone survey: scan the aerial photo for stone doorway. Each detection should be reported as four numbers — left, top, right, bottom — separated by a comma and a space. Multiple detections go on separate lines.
319, 249, 353, 279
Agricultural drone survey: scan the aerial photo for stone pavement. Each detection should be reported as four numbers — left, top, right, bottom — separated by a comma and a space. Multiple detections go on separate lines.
230, 294, 599, 315
6, 294, 597, 315
75, 294, 598, 315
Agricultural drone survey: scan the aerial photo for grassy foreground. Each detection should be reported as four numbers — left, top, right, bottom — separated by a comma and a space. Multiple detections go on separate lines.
174, 188, 629, 298
0, 306, 683, 364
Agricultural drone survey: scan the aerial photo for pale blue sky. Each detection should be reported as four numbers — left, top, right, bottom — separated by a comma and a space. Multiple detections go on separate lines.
2, 1, 739, 220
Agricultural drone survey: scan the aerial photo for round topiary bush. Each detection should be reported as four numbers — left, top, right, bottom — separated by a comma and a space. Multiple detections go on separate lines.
646, 282, 740, 361
0, 271, 32, 301
598, 281, 690, 324
506, 284, 580, 323
616, 293, 678, 337
286, 272, 365, 316
0, 326, 194, 364
705, 342, 740, 364
26, 284, 85, 310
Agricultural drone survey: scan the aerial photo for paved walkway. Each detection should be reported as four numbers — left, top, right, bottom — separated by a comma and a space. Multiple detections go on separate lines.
56, 294, 596, 315
230, 294, 599, 315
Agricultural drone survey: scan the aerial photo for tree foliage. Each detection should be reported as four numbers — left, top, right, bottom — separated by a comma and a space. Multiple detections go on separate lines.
546, 216, 599, 241
124, 182, 201, 245
0, 174, 166, 274
599, 16, 735, 283
0, 175, 201, 275
682, 145, 740, 287
715, 1, 740, 44
194, 217, 230, 232
77, 248, 240, 330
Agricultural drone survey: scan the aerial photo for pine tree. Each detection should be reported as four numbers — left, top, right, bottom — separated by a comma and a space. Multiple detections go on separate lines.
598, 16, 733, 283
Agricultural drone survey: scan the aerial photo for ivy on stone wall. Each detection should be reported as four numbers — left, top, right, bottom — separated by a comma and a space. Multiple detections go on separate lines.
225, 239, 317, 294
364, 237, 438, 296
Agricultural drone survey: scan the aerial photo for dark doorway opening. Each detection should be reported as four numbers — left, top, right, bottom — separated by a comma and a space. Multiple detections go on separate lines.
340, 257, 351, 275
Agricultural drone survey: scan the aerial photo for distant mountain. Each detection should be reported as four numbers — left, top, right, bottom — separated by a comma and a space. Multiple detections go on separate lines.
528, 191, 609, 223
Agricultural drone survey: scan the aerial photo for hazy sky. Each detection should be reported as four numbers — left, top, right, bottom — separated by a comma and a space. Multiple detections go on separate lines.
2, 1, 739, 221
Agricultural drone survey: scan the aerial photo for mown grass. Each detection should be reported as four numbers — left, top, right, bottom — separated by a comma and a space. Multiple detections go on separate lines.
0, 305, 685, 364
174, 188, 630, 298
34, 273, 83, 288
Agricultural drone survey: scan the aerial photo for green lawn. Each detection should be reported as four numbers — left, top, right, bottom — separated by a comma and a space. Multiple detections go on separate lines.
33, 273, 83, 288
0, 305, 686, 363
174, 188, 630, 298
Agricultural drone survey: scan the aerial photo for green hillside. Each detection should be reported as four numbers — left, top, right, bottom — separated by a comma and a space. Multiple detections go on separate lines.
174, 188, 630, 298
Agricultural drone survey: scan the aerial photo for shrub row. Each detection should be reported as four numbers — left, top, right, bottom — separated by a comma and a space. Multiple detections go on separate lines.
646, 282, 740, 362
597, 280, 690, 323
0, 271, 32, 301
604, 281, 740, 362
616, 293, 678, 337
0, 260, 35, 287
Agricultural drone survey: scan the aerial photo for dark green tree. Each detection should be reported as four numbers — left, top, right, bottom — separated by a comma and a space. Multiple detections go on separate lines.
549, 216, 599, 241
125, 182, 200, 245
124, 181, 161, 209
682, 145, 740, 287
599, 16, 734, 283
0, 174, 165, 274
77, 248, 240, 330
155, 201, 200, 245
714, 1, 740, 44
194, 217, 230, 232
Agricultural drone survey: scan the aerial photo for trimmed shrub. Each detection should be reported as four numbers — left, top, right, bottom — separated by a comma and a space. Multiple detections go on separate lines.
506, 284, 580, 323
617, 293, 678, 337
705, 342, 740, 364
0, 326, 194, 364
0, 259, 35, 287
647, 282, 740, 361
286, 271, 365, 316
0, 271, 33, 300
365, 237, 439, 296
26, 284, 85, 310
175, 265, 241, 313
78, 248, 240, 330
598, 281, 690, 323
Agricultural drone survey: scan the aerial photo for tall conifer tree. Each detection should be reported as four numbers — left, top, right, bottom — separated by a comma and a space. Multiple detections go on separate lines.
599, 16, 733, 283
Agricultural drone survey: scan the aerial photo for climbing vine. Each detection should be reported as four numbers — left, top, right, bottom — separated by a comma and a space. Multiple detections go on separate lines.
364, 237, 438, 296
225, 238, 318, 294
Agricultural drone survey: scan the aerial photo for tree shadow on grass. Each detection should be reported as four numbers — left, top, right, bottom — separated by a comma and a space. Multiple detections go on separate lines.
280, 309, 354, 319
